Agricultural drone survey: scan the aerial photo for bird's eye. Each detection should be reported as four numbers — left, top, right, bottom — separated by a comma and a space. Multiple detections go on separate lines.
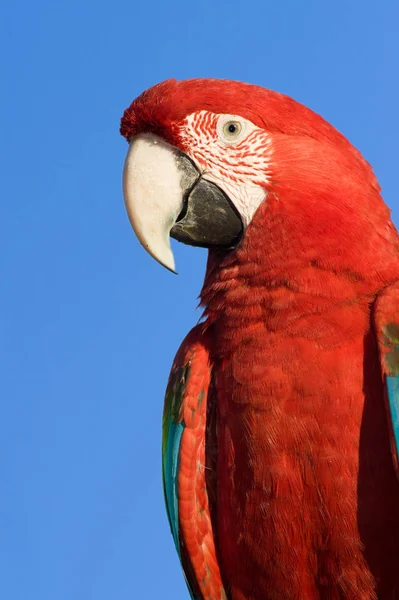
222, 120, 242, 140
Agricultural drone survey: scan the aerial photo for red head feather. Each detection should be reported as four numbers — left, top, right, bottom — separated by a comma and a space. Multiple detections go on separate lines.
121, 78, 399, 288
121, 79, 371, 172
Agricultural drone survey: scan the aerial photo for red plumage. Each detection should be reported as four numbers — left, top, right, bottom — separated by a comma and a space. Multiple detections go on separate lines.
121, 79, 399, 598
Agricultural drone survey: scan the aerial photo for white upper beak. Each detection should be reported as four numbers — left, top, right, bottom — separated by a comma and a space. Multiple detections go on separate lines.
122, 133, 186, 272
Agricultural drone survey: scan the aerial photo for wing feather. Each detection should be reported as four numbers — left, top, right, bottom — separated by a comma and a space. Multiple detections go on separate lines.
374, 281, 399, 477
162, 326, 227, 600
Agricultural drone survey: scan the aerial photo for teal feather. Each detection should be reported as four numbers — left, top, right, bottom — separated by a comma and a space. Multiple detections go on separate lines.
162, 366, 199, 600
163, 419, 184, 555
386, 376, 399, 462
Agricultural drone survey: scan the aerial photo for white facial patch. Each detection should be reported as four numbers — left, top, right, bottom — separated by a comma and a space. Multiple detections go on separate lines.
179, 111, 272, 226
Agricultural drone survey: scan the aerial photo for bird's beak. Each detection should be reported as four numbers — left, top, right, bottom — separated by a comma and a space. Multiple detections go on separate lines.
122, 133, 243, 272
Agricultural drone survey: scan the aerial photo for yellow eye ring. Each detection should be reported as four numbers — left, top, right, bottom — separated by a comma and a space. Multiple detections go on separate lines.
222, 120, 242, 140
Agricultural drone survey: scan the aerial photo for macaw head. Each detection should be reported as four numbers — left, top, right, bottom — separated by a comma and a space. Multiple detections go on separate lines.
120, 78, 396, 277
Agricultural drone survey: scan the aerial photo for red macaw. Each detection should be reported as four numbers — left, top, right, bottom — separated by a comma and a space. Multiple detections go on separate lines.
120, 79, 399, 599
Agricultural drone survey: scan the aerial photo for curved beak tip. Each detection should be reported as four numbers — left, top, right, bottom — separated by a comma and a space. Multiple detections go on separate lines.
122, 134, 184, 273
146, 243, 177, 274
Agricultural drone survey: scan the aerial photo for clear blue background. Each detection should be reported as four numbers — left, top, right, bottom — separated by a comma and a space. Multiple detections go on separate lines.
2, 1, 398, 598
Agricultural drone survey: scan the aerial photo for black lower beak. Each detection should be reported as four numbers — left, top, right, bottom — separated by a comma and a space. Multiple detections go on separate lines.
170, 155, 243, 249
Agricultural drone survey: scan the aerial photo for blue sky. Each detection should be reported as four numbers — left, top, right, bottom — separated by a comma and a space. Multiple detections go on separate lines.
1, 1, 398, 599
